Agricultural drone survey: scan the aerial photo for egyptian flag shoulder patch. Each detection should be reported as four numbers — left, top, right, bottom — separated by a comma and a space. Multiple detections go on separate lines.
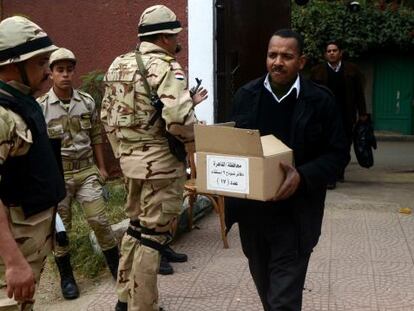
175, 72, 185, 80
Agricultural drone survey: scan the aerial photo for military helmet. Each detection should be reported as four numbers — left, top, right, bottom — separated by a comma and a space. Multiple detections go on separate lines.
0, 16, 58, 66
138, 5, 182, 37
49, 48, 76, 68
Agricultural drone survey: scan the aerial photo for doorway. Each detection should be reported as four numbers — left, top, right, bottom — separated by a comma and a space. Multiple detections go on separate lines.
373, 56, 414, 135
214, 0, 291, 122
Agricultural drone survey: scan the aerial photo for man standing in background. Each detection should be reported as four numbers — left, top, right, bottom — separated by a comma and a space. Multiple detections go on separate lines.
311, 41, 367, 188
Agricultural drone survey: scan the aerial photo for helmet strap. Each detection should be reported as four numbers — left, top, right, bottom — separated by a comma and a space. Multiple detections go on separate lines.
16, 61, 31, 89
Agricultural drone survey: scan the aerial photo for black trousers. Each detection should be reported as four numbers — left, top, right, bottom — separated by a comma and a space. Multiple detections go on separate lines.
339, 122, 353, 180
239, 220, 311, 311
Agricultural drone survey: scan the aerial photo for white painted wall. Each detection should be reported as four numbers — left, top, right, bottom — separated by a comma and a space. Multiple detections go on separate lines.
188, 0, 215, 124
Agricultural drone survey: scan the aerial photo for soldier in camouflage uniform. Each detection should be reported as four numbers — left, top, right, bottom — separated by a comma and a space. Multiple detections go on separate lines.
0, 16, 66, 310
101, 5, 207, 311
37, 48, 119, 300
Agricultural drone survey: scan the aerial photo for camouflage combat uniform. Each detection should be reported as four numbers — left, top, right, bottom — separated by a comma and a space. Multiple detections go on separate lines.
0, 82, 57, 311
38, 88, 117, 257
102, 40, 197, 310
0, 15, 63, 310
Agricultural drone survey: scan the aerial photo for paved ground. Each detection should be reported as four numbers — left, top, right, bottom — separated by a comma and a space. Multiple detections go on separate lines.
37, 141, 414, 311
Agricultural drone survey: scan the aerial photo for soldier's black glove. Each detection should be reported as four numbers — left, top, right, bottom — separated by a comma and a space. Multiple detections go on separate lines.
56, 231, 69, 247
189, 78, 202, 97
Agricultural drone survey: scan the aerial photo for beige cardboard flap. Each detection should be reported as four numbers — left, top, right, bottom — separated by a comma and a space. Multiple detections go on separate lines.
195, 124, 263, 156
261, 135, 292, 157
214, 121, 236, 127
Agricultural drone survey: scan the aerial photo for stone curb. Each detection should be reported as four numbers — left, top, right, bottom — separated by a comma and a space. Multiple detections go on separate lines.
375, 132, 414, 142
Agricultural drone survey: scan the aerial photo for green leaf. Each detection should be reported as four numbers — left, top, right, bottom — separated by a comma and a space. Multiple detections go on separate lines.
292, 0, 414, 62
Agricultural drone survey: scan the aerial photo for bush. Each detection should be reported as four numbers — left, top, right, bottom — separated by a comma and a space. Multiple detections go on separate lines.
80, 70, 105, 109
292, 1, 414, 62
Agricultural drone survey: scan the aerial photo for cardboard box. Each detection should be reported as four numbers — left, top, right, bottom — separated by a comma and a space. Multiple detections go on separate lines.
195, 124, 293, 201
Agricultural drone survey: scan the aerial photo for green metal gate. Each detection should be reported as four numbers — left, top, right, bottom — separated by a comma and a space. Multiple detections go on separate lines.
373, 56, 414, 135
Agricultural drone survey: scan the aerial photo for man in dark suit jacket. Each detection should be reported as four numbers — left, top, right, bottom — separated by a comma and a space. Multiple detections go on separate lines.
226, 29, 349, 311
311, 41, 367, 187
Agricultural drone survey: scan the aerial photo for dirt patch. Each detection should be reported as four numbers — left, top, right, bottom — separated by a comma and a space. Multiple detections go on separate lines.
35, 256, 100, 308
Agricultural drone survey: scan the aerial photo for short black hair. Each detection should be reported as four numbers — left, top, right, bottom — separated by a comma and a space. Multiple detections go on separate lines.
139, 34, 162, 43
139, 33, 175, 43
272, 29, 304, 55
325, 40, 342, 51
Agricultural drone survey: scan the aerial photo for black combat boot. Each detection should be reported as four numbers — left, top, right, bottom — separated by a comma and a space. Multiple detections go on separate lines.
158, 255, 174, 275
55, 254, 80, 300
103, 246, 120, 280
161, 245, 188, 263
115, 300, 127, 311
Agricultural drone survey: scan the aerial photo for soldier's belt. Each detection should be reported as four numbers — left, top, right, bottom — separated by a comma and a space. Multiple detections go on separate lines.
62, 157, 94, 171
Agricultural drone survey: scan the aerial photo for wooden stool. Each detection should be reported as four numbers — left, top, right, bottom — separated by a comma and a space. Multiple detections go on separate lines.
183, 149, 229, 248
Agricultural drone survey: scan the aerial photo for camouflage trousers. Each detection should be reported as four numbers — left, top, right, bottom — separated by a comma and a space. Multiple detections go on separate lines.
117, 176, 186, 310
0, 207, 54, 311
54, 165, 117, 257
